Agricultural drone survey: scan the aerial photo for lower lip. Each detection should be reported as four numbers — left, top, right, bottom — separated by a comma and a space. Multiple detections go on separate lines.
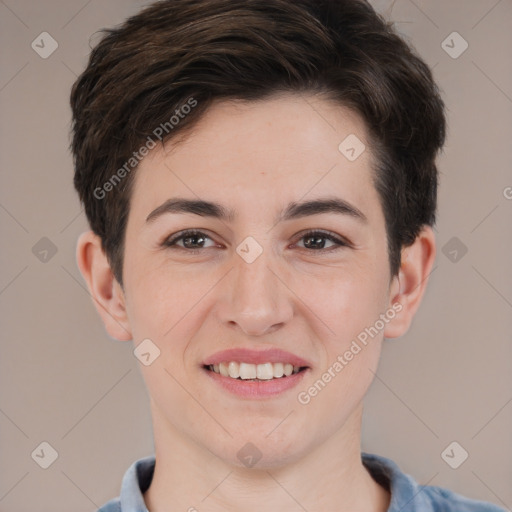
203, 367, 309, 399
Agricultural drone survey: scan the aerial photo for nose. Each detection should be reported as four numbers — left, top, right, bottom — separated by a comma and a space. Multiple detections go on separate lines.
216, 249, 294, 337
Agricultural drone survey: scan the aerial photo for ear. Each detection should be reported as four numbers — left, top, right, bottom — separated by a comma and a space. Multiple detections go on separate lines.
76, 230, 132, 341
383, 226, 436, 339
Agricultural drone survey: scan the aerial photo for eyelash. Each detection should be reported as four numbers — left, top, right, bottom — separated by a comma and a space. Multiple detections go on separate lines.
162, 229, 349, 254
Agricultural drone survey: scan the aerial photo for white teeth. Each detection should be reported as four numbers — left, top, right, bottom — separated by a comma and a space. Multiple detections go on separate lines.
219, 362, 229, 377
239, 362, 257, 380
256, 362, 274, 380
228, 361, 240, 378
273, 362, 284, 378
209, 361, 304, 380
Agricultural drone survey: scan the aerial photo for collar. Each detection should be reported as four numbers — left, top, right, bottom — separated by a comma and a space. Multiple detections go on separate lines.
116, 452, 437, 511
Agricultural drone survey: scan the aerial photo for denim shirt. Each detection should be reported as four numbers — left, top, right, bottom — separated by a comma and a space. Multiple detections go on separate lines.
97, 452, 507, 512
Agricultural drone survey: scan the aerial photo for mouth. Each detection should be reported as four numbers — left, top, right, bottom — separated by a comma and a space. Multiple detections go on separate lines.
204, 361, 308, 381
201, 348, 311, 398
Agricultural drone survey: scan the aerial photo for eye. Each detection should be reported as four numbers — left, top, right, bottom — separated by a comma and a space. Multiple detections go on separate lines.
294, 230, 349, 252
162, 229, 350, 254
162, 230, 217, 253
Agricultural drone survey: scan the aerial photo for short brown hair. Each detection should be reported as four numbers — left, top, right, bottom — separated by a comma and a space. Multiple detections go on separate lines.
70, 0, 446, 286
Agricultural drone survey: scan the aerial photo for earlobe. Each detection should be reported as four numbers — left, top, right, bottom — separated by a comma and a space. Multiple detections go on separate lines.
383, 226, 436, 340
76, 230, 132, 342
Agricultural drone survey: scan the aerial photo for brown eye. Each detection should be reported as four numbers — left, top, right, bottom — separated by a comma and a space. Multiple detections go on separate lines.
295, 230, 348, 252
163, 230, 216, 252
162, 229, 349, 255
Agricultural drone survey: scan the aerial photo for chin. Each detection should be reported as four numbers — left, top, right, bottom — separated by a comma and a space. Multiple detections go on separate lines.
213, 431, 309, 470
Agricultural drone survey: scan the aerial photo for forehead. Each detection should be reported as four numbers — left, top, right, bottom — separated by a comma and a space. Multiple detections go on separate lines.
163, 93, 371, 164
129, 93, 382, 226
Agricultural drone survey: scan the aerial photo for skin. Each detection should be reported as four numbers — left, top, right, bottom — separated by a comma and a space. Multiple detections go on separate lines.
77, 93, 436, 511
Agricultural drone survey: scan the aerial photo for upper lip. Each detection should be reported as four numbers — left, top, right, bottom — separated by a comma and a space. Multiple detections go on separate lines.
203, 348, 311, 367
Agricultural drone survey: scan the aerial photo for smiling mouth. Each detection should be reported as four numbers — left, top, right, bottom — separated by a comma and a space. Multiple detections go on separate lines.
204, 362, 308, 381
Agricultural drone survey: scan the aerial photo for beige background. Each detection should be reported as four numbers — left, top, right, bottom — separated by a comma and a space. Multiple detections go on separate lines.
0, 0, 511, 510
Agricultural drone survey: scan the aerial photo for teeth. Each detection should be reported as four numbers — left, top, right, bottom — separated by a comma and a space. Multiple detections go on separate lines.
228, 361, 240, 379
219, 362, 229, 377
273, 362, 284, 378
256, 362, 274, 380
239, 362, 257, 380
209, 362, 303, 380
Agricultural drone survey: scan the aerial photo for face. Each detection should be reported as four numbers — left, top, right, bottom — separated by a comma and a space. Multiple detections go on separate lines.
121, 93, 400, 467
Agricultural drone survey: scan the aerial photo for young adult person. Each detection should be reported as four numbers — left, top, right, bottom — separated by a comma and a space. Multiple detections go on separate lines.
71, 1, 506, 510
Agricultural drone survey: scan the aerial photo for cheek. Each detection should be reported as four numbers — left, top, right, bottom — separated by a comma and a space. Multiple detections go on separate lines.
297, 343, 382, 434
124, 259, 217, 363
123, 261, 172, 341
295, 268, 387, 420
296, 259, 389, 345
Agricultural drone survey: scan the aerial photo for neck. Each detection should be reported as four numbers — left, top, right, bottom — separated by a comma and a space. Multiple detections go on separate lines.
143, 404, 390, 512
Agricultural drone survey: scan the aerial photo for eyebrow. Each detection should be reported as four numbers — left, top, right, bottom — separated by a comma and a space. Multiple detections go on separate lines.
145, 196, 368, 225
